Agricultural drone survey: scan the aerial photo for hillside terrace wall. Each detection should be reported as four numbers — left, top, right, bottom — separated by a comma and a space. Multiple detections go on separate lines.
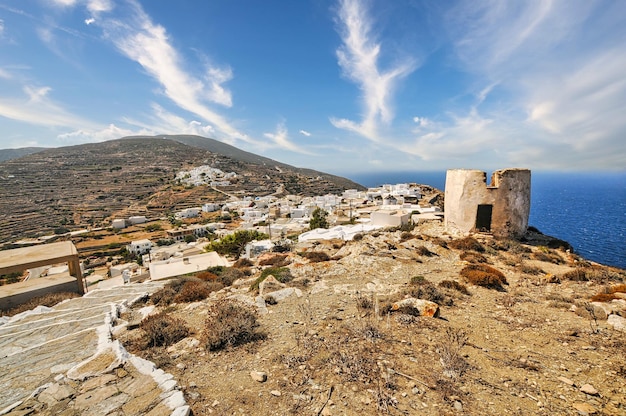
444, 168, 531, 238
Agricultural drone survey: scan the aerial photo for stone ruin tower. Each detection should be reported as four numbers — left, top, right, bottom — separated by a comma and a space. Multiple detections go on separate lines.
444, 168, 531, 238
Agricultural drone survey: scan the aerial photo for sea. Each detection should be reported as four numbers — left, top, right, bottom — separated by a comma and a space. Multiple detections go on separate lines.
347, 171, 626, 270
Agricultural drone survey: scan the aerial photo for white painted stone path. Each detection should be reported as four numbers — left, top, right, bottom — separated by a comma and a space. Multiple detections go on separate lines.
0, 282, 189, 416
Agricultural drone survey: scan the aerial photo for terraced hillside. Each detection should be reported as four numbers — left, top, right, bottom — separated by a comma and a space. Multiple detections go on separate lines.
0, 137, 364, 243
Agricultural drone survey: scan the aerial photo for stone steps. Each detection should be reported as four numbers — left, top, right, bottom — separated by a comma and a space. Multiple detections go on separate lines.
0, 281, 189, 416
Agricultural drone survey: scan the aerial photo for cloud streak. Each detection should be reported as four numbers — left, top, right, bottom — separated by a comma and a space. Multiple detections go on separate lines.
0, 84, 99, 129
263, 123, 315, 155
330, 0, 416, 141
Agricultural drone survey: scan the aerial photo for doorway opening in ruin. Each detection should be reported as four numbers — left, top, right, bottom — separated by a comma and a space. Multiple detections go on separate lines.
476, 204, 493, 232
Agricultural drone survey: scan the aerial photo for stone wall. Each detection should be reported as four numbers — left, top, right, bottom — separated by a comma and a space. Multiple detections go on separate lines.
444, 168, 531, 238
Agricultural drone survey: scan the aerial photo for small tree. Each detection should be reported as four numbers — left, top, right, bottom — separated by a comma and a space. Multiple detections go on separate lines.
206, 230, 269, 259
309, 207, 329, 230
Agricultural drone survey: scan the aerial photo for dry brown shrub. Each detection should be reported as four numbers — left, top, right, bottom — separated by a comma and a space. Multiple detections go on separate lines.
233, 258, 253, 268
204, 300, 265, 351
590, 293, 619, 302
300, 251, 331, 262
532, 250, 564, 264
175, 280, 222, 303
460, 251, 487, 263
195, 271, 218, 281
590, 284, 626, 302
407, 283, 451, 306
561, 268, 590, 281
217, 268, 245, 286
438, 280, 470, 295
2, 291, 80, 317
611, 284, 626, 293
415, 245, 436, 257
140, 312, 190, 348
449, 236, 484, 252
259, 254, 291, 267
519, 262, 544, 275
400, 231, 414, 242
150, 286, 177, 306
460, 264, 507, 290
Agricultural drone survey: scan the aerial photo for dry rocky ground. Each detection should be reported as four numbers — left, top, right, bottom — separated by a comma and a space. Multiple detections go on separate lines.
114, 222, 626, 416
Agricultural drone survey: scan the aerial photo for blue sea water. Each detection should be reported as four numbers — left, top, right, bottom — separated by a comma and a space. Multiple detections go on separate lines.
347, 171, 626, 269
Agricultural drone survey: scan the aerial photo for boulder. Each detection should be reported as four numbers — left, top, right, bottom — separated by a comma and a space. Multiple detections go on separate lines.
259, 275, 286, 296
250, 371, 267, 382
607, 314, 626, 332
264, 287, 303, 303
391, 298, 440, 318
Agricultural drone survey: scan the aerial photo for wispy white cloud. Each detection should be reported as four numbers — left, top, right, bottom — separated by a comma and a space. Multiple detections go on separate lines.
56, 123, 149, 144
96, 0, 254, 145
122, 103, 216, 137
406, 0, 626, 170
299, 129, 311, 137
263, 123, 315, 155
0, 84, 99, 129
330, 0, 416, 142
85, 18, 95, 25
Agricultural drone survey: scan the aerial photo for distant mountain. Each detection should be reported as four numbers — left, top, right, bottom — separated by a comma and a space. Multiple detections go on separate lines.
0, 136, 364, 242
0, 147, 46, 162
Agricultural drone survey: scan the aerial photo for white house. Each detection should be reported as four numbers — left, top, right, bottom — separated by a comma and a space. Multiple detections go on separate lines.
202, 203, 221, 213
244, 239, 275, 259
175, 207, 201, 219
126, 239, 153, 255
370, 210, 411, 227
111, 219, 126, 229
149, 252, 229, 281
128, 216, 147, 225
298, 223, 382, 242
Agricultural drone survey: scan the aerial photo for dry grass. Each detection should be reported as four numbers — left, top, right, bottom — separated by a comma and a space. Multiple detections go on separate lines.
561, 266, 625, 283
532, 250, 564, 264
259, 254, 291, 267
1, 291, 80, 317
204, 299, 265, 351
300, 251, 331, 263
438, 280, 470, 295
460, 264, 507, 290
438, 327, 469, 379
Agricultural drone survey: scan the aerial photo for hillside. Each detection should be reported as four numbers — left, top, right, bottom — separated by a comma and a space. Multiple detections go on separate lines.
0, 137, 364, 243
0, 147, 46, 162
3, 223, 624, 415
118, 225, 626, 416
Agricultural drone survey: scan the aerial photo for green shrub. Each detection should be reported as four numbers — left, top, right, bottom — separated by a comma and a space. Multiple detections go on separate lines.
204, 300, 265, 351
309, 207, 329, 230
206, 230, 269, 258
250, 267, 293, 291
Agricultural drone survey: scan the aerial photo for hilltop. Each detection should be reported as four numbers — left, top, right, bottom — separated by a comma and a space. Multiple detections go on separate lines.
0, 136, 363, 243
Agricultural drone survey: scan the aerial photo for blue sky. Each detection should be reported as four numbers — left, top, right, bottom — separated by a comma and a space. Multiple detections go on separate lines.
0, 0, 624, 175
